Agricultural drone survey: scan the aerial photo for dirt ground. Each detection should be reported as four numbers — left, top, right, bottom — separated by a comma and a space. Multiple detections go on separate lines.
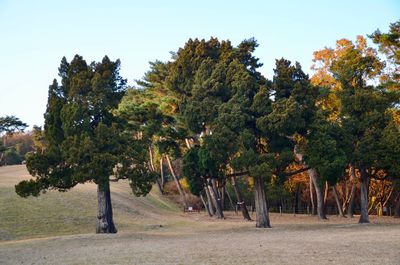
1, 215, 399, 265
1, 165, 399, 264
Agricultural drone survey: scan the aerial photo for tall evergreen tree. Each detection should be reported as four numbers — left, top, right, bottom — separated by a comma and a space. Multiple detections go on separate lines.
312, 36, 399, 223
162, 38, 269, 224
15, 55, 156, 233
260, 58, 336, 220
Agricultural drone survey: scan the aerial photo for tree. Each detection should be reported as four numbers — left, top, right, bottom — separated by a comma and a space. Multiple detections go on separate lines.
0, 116, 28, 134
118, 68, 187, 203
166, 38, 269, 224
0, 115, 28, 165
15, 55, 156, 233
312, 36, 399, 223
369, 20, 400, 88
259, 58, 335, 220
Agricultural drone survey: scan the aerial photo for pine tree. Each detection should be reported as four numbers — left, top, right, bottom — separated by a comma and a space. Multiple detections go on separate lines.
15, 55, 156, 233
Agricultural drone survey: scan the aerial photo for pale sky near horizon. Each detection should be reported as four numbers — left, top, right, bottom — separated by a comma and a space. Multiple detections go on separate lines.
0, 0, 399, 129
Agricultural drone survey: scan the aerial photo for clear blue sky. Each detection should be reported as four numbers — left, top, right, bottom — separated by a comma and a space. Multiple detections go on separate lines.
0, 0, 398, 128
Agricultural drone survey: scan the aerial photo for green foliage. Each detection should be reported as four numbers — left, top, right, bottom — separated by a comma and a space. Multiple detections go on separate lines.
313, 34, 400, 184
0, 116, 28, 134
16, 55, 155, 198
249, 163, 272, 180
182, 147, 204, 196
304, 117, 348, 184
4, 148, 24, 165
272, 59, 309, 100
370, 20, 400, 85
377, 121, 400, 177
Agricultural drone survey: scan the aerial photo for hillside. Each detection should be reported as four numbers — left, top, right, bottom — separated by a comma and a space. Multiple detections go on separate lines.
0, 165, 182, 241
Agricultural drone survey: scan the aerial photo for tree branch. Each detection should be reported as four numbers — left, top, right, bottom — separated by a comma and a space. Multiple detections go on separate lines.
280, 167, 311, 177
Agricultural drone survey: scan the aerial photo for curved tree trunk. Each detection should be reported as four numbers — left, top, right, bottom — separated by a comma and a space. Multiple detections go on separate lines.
323, 181, 329, 215
332, 185, 345, 217
160, 157, 165, 188
155, 179, 164, 195
294, 146, 326, 219
166, 155, 188, 207
225, 188, 235, 211
359, 167, 370, 223
346, 184, 356, 218
309, 175, 316, 215
346, 166, 357, 218
254, 177, 271, 228
200, 193, 212, 216
324, 181, 329, 205
208, 180, 224, 219
221, 186, 226, 210
309, 169, 327, 220
231, 176, 252, 220
96, 182, 117, 233
204, 185, 215, 216
148, 147, 163, 195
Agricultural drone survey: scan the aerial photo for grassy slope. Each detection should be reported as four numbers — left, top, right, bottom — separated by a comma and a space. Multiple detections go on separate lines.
0, 165, 180, 241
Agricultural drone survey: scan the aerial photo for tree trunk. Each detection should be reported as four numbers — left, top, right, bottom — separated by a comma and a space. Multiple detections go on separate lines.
220, 186, 226, 210
293, 146, 325, 219
208, 180, 224, 219
155, 179, 164, 195
231, 176, 251, 220
343, 177, 349, 211
382, 185, 394, 209
225, 188, 235, 211
324, 182, 328, 203
294, 183, 300, 214
253, 177, 271, 228
185, 138, 191, 149
166, 155, 187, 207
149, 146, 155, 171
358, 167, 370, 223
160, 157, 165, 188
393, 192, 400, 218
346, 183, 356, 218
96, 182, 117, 234
346, 166, 356, 218
309, 169, 327, 220
200, 193, 212, 216
148, 147, 163, 194
323, 181, 329, 214
309, 174, 316, 215
332, 185, 345, 217
204, 185, 215, 216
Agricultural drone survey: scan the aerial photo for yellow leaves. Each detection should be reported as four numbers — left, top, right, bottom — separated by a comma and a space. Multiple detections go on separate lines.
310, 71, 337, 87
283, 163, 309, 193
390, 109, 400, 129
311, 35, 385, 121
335, 38, 354, 58
247, 177, 254, 190
356, 35, 367, 50
179, 178, 189, 191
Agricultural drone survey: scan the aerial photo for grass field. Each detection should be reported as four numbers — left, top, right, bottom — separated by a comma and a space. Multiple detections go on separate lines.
1, 165, 399, 264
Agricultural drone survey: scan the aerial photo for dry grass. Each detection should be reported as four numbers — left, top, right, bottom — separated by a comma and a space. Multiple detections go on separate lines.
0, 165, 399, 265
0, 165, 181, 241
